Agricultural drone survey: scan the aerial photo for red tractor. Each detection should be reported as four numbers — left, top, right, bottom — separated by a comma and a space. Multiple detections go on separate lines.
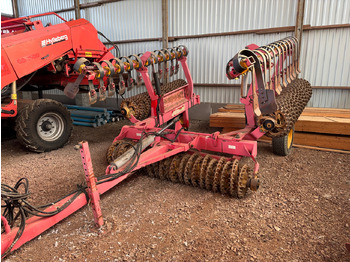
1, 12, 117, 152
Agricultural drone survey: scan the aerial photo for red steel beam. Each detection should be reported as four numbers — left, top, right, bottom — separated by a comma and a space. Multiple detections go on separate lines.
1, 173, 129, 255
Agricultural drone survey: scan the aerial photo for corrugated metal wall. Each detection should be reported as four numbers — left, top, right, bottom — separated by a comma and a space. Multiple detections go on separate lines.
168, 0, 349, 107
83, 0, 161, 42
304, 0, 350, 25
17, 0, 77, 25
167, 0, 298, 104
169, 0, 297, 35
17, 0, 349, 108
301, 0, 350, 107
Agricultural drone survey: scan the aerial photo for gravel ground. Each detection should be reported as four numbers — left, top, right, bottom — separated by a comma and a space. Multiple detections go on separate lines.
1, 119, 350, 262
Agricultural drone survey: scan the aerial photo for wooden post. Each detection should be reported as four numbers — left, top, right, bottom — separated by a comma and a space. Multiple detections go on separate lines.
162, 0, 168, 49
295, 0, 305, 56
12, 0, 19, 18
162, 0, 169, 83
74, 0, 81, 20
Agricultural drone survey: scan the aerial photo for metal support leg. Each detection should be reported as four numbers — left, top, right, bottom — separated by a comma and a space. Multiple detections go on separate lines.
77, 141, 103, 227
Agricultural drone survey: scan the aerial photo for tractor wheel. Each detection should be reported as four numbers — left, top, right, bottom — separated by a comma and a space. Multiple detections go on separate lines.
272, 126, 295, 156
15, 99, 73, 153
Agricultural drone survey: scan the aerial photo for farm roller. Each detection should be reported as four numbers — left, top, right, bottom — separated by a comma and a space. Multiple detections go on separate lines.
2, 35, 311, 257
105, 36, 311, 198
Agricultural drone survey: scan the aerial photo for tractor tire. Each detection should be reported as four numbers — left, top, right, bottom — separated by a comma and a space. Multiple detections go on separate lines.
272, 126, 295, 156
15, 99, 73, 153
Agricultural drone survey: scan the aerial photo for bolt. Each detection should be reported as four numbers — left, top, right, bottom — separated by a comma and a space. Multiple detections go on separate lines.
74, 144, 82, 150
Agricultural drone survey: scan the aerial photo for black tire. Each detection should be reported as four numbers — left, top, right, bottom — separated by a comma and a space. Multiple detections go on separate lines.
272, 126, 295, 156
15, 99, 73, 153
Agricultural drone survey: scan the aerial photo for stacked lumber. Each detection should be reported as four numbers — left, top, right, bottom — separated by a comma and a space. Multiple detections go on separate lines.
210, 104, 350, 152
65, 105, 123, 128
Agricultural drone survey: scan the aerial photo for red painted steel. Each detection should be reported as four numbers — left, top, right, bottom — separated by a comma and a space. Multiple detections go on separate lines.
1, 16, 112, 87
1, 216, 11, 234
0, 98, 17, 118
1, 12, 115, 118
1, 169, 130, 255
78, 142, 103, 227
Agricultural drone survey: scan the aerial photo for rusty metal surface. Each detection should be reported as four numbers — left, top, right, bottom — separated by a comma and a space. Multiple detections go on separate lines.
120, 79, 187, 120
142, 151, 255, 198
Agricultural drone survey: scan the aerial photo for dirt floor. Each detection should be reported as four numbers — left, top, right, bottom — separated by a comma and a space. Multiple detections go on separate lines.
1, 119, 350, 262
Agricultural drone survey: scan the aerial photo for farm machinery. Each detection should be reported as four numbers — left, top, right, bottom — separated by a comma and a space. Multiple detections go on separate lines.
1, 12, 312, 257
1, 12, 123, 152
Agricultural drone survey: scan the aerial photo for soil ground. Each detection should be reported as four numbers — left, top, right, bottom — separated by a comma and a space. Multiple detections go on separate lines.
1, 119, 350, 262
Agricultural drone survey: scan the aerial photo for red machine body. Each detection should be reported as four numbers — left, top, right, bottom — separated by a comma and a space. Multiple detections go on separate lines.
1, 12, 114, 118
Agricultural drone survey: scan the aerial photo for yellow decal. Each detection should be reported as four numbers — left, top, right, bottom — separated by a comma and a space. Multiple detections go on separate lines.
85, 52, 92, 57
172, 105, 185, 117
78, 64, 86, 73
11, 94, 17, 100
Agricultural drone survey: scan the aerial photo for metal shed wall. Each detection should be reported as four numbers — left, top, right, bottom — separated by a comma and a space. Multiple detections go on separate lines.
304, 0, 350, 25
169, 0, 297, 35
17, 0, 79, 25
83, 0, 161, 42
16, 0, 350, 108
300, 0, 350, 108
168, 0, 350, 107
